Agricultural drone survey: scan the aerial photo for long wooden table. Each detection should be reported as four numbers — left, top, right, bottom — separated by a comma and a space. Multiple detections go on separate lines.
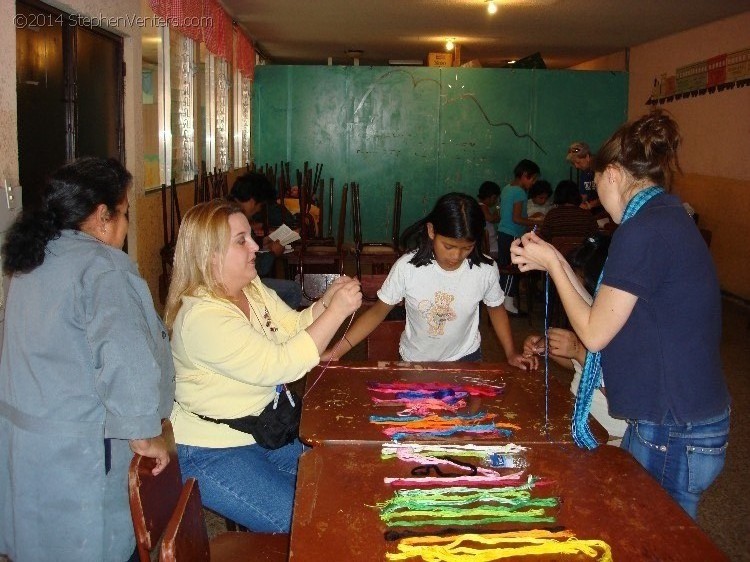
289, 444, 728, 561
300, 361, 607, 446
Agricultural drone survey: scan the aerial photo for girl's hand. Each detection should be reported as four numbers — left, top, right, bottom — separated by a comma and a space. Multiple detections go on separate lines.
508, 351, 539, 371
523, 334, 545, 357
510, 232, 558, 272
328, 278, 362, 317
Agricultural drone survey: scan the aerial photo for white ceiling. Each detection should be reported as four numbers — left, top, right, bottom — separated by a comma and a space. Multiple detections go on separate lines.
223, 0, 750, 68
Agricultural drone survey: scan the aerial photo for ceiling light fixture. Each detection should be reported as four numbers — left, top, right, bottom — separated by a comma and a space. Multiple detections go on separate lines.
445, 38, 455, 51
487, 1, 498, 15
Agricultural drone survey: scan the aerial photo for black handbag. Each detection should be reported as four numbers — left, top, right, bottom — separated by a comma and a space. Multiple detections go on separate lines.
194, 389, 301, 450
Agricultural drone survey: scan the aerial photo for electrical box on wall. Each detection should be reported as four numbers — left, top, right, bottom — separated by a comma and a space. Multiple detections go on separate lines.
4, 180, 20, 211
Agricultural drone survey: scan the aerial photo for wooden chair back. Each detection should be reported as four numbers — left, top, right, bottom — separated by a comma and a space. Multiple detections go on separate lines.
159, 478, 289, 562
392, 182, 403, 251
350, 182, 402, 285
159, 478, 210, 562
289, 184, 349, 301
159, 179, 182, 304
129, 420, 181, 562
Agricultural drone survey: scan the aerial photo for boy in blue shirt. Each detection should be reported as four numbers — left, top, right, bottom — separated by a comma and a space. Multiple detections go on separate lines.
498, 159, 544, 314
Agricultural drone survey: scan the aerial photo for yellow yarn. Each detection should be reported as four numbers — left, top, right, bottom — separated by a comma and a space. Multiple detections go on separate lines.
386, 530, 613, 562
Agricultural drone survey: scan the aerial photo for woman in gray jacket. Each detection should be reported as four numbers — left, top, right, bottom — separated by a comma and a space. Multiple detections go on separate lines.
0, 157, 175, 561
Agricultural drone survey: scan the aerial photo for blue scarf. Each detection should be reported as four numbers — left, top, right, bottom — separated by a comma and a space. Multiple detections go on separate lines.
571, 185, 664, 449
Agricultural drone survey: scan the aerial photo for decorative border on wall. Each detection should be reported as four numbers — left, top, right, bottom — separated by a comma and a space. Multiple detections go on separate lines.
646, 47, 750, 105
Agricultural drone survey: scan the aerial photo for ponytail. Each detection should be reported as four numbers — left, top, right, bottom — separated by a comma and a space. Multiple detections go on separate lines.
2, 208, 60, 274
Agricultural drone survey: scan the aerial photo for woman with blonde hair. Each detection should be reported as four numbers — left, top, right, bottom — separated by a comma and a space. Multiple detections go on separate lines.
165, 199, 361, 533
512, 110, 730, 519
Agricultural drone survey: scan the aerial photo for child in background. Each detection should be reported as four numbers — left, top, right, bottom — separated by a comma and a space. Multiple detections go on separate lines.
228, 173, 302, 309
526, 179, 554, 218
322, 193, 536, 370
540, 180, 598, 241
477, 181, 501, 260
498, 159, 545, 314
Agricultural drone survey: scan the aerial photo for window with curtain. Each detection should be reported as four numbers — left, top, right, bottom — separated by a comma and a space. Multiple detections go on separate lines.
169, 29, 197, 183
143, 0, 251, 184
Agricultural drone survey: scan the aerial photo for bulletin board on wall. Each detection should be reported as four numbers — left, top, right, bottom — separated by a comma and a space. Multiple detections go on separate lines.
253, 66, 628, 241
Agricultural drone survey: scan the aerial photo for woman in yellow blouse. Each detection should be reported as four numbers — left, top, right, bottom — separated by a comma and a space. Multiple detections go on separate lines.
164, 199, 361, 533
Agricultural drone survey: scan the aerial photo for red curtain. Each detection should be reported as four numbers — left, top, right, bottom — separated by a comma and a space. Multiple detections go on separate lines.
236, 31, 255, 78
203, 0, 232, 61
148, 0, 202, 42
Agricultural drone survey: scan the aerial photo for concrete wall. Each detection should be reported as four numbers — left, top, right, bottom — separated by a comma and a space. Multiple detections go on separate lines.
627, 11, 750, 300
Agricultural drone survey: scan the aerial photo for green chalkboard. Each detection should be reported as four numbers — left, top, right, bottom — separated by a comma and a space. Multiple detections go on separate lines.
254, 66, 627, 241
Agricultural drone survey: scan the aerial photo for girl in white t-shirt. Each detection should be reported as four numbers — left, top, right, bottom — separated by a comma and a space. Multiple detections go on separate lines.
323, 193, 536, 369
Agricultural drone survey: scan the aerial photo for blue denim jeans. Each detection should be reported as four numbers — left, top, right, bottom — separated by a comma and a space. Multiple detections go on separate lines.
261, 277, 303, 310
177, 439, 304, 532
620, 408, 729, 519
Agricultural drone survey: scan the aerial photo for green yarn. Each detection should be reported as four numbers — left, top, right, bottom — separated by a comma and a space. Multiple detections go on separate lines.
378, 484, 558, 527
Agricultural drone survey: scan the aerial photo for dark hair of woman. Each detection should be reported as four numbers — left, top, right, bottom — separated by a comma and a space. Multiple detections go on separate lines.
553, 179, 583, 206
568, 234, 611, 294
2, 157, 132, 275
594, 109, 681, 189
409, 192, 494, 268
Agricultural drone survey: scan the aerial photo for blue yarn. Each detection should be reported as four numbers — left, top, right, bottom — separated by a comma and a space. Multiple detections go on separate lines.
544, 272, 550, 437
572, 186, 664, 449
394, 389, 468, 404
390, 425, 514, 442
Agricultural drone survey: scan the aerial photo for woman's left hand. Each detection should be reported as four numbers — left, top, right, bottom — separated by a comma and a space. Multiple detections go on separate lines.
508, 351, 539, 371
510, 232, 558, 272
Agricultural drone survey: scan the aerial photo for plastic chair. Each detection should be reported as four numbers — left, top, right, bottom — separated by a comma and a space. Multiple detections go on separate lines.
160, 478, 288, 562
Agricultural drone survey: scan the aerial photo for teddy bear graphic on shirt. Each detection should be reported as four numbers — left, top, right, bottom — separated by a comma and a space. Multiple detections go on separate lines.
418, 291, 457, 336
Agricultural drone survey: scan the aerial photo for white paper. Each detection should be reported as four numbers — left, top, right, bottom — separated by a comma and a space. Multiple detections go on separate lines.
268, 224, 300, 246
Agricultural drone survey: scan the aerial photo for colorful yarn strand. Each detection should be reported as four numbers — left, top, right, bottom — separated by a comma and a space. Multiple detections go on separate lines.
369, 381, 506, 397
372, 412, 518, 441
386, 530, 613, 561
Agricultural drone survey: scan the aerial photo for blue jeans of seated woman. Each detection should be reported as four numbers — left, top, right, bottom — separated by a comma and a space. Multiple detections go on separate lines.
177, 439, 304, 532
620, 408, 729, 519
